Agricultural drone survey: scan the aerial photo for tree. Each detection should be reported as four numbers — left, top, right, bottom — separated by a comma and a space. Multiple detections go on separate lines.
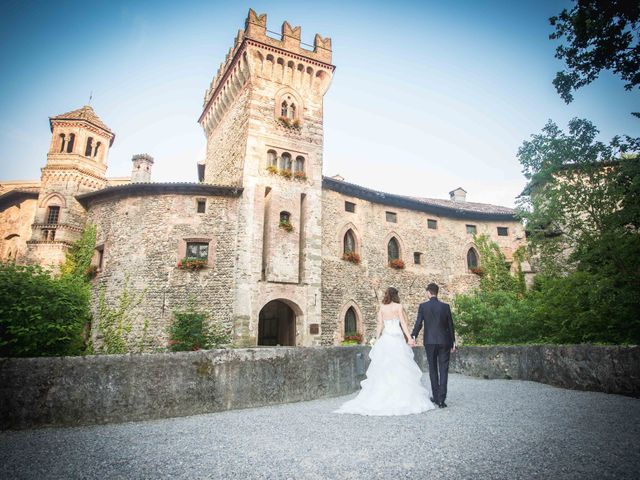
517, 118, 639, 273
550, 0, 639, 104
515, 119, 640, 344
60, 224, 97, 280
0, 263, 91, 357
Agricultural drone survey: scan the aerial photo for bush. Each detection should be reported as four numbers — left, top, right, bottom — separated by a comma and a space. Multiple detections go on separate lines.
0, 262, 91, 357
168, 302, 231, 351
95, 277, 145, 354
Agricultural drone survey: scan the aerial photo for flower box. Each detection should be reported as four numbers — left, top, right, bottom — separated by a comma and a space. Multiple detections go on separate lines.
342, 332, 362, 345
342, 251, 361, 264
280, 169, 292, 179
389, 259, 405, 269
177, 257, 207, 270
279, 220, 294, 232
294, 171, 307, 181
470, 267, 485, 276
278, 116, 302, 130
267, 165, 279, 175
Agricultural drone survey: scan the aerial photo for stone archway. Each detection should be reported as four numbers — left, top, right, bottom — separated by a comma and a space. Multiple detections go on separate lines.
258, 300, 296, 346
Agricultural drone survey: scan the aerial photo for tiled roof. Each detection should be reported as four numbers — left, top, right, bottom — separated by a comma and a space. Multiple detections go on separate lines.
409, 196, 516, 215
50, 105, 113, 135
76, 182, 243, 207
322, 176, 517, 221
0, 188, 39, 209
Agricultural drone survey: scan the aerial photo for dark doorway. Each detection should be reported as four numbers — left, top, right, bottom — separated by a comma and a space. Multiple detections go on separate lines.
258, 300, 296, 346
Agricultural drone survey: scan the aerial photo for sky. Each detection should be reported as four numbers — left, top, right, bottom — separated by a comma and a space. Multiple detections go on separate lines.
0, 0, 637, 207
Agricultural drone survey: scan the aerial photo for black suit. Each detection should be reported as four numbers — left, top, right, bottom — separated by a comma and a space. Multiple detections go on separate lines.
411, 297, 456, 405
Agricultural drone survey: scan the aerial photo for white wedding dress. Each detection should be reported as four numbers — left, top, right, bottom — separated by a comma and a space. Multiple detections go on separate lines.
334, 319, 435, 416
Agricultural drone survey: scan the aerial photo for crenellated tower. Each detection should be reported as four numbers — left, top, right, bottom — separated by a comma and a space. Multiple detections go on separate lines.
198, 9, 334, 346
26, 105, 114, 267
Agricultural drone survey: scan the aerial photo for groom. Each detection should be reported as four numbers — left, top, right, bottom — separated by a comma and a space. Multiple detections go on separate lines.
410, 283, 456, 408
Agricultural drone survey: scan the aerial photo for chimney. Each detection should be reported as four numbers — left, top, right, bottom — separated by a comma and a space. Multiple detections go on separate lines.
131, 154, 154, 183
449, 187, 467, 202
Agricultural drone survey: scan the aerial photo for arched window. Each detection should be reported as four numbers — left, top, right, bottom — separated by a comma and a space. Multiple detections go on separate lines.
294, 156, 305, 173
343, 229, 356, 254
289, 103, 296, 119
281, 101, 288, 117
46, 206, 60, 224
85, 137, 93, 157
66, 133, 75, 153
94, 142, 101, 158
344, 307, 357, 335
467, 248, 479, 270
58, 134, 66, 153
267, 150, 277, 168
387, 237, 400, 262
280, 152, 292, 171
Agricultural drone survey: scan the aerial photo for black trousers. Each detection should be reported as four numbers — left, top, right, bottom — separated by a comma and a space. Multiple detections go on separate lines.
425, 344, 451, 404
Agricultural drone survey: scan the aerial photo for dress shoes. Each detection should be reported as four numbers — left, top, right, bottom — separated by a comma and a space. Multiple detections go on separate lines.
438, 401, 447, 408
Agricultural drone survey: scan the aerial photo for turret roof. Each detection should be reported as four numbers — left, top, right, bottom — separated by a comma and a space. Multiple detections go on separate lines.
50, 105, 114, 137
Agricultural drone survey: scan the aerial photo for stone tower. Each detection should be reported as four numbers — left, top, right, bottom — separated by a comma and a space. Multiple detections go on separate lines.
26, 105, 114, 267
131, 154, 154, 183
198, 9, 334, 346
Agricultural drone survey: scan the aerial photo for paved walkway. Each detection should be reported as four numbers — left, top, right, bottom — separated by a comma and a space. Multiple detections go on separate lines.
1, 374, 639, 480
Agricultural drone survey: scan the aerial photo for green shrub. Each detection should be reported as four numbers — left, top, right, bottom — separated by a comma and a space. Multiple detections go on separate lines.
0, 262, 91, 357
169, 302, 231, 351
95, 277, 145, 354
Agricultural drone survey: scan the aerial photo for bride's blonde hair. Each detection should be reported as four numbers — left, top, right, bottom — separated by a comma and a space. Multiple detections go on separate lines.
382, 287, 400, 304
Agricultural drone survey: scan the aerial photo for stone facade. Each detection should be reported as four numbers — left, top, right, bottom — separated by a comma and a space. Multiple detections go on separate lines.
0, 9, 527, 350
320, 180, 525, 345
79, 184, 241, 350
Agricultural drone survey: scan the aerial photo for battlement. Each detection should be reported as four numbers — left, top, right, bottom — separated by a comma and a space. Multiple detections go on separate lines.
244, 9, 332, 62
202, 9, 332, 108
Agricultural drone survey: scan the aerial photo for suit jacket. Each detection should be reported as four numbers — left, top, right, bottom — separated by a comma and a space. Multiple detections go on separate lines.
411, 297, 455, 347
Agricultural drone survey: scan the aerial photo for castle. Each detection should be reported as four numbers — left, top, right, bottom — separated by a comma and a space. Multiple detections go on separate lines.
0, 10, 526, 348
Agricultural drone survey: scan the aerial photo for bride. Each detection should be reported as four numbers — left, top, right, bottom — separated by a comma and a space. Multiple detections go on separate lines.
335, 287, 435, 416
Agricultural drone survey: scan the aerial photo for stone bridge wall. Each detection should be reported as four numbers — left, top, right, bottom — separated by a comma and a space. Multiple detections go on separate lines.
1, 345, 637, 430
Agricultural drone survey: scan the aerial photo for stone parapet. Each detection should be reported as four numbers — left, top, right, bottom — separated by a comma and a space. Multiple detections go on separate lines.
449, 345, 640, 397
0, 347, 370, 430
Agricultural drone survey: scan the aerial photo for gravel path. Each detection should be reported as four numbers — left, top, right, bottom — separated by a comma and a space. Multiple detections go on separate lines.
1, 373, 638, 480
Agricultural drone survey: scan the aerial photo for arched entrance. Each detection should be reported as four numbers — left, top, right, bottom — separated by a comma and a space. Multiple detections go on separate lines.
258, 300, 296, 346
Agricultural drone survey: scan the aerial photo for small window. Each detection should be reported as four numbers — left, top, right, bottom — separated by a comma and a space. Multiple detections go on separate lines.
386, 211, 397, 223
66, 133, 75, 153
96, 245, 104, 270
387, 237, 400, 262
85, 137, 93, 157
345, 201, 355, 213
466, 224, 477, 234
467, 248, 478, 270
46, 206, 60, 224
343, 230, 356, 254
497, 227, 508, 236
414, 252, 422, 264
280, 211, 291, 223
294, 156, 305, 173
427, 219, 438, 230
280, 152, 292, 171
344, 307, 357, 336
186, 242, 208, 260
281, 101, 288, 117
196, 200, 206, 214
267, 150, 277, 168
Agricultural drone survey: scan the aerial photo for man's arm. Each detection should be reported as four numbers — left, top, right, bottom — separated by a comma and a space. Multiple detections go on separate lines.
411, 304, 424, 340
447, 304, 456, 349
